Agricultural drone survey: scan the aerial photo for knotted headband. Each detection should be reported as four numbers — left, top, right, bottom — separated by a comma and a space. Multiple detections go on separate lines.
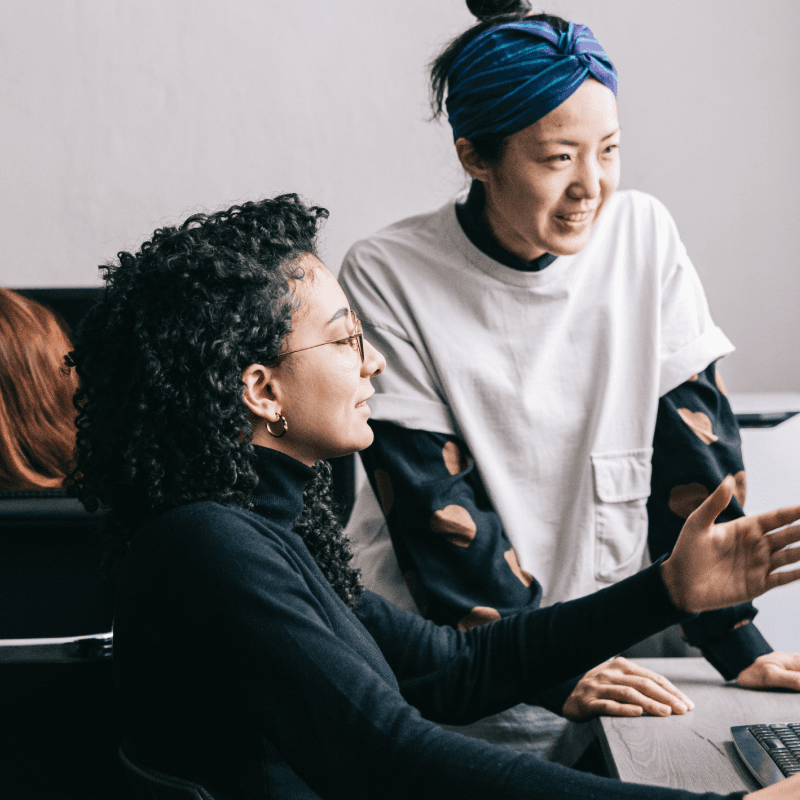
446, 20, 617, 142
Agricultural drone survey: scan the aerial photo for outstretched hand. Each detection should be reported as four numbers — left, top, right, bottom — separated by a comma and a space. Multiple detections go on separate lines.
660, 476, 800, 613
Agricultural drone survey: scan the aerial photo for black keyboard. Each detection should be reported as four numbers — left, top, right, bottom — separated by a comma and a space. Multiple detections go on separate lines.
732, 724, 800, 787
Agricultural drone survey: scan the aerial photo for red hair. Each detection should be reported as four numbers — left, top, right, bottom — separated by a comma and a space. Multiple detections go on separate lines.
0, 288, 79, 490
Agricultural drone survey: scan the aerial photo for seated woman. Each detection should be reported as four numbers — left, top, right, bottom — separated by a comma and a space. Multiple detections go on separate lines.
0, 288, 78, 490
69, 195, 800, 799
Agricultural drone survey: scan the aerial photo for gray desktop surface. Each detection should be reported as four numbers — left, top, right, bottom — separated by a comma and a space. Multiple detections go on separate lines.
575, 658, 800, 793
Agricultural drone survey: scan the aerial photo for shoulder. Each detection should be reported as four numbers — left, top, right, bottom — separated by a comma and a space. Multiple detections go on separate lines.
600, 190, 676, 229
130, 501, 298, 577
587, 190, 685, 268
141, 500, 267, 541
340, 201, 458, 280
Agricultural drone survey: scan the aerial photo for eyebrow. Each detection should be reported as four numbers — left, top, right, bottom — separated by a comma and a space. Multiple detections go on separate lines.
545, 129, 621, 146
327, 308, 350, 324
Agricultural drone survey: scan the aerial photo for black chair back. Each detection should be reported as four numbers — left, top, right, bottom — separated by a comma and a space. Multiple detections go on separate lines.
119, 742, 215, 800
0, 490, 114, 638
0, 490, 127, 799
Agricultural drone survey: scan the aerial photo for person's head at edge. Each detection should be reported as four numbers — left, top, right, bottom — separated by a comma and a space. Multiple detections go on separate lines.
0, 288, 79, 490
67, 195, 385, 609
431, 0, 620, 261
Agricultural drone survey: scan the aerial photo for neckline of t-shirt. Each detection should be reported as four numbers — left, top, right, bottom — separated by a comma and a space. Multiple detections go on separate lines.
439, 201, 573, 288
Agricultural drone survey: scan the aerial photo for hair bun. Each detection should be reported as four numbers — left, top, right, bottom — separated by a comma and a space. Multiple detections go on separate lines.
466, 0, 531, 21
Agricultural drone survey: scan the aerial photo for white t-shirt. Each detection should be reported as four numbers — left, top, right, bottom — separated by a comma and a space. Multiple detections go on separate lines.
340, 190, 733, 608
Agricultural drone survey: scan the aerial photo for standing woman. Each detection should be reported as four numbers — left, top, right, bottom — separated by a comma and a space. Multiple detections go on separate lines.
340, 0, 800, 730
67, 193, 800, 799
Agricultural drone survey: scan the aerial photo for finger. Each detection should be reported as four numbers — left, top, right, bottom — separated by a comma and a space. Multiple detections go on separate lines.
596, 685, 674, 716
767, 525, 800, 552
753, 505, 800, 534
605, 669, 691, 709
771, 544, 800, 568
622, 677, 691, 713
755, 669, 800, 692
636, 673, 694, 709
588, 699, 645, 717
687, 476, 735, 530
770, 652, 800, 670
766, 567, 800, 590
611, 660, 695, 708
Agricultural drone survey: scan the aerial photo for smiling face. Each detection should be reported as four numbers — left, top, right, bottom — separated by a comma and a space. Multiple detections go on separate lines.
458, 78, 621, 261
242, 255, 385, 466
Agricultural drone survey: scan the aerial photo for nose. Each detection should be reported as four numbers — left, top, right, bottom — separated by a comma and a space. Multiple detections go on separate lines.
361, 338, 385, 378
568, 154, 601, 201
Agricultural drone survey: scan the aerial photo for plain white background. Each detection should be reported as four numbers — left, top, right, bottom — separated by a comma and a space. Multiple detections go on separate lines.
2, 0, 799, 393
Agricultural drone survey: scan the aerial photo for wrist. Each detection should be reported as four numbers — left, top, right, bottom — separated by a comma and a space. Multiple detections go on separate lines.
660, 557, 688, 612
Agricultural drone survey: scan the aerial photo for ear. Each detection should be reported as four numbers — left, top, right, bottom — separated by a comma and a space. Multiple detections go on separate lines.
241, 363, 282, 423
455, 137, 491, 182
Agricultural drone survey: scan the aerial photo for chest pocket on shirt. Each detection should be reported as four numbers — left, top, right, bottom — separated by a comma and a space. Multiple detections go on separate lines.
591, 449, 653, 583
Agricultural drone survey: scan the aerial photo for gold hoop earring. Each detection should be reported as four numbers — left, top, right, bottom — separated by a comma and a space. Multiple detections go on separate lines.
266, 414, 288, 438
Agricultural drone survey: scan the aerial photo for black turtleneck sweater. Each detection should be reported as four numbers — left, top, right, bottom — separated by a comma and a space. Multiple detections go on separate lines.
113, 446, 744, 800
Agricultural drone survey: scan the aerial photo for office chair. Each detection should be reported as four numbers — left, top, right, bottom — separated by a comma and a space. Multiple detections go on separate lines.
0, 489, 126, 799
119, 742, 215, 800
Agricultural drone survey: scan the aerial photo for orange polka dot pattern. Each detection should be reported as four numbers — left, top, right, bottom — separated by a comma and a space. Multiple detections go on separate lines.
442, 441, 470, 476
715, 369, 727, 396
504, 549, 533, 587
458, 606, 501, 631
668, 482, 710, 519
667, 470, 746, 520
431, 505, 477, 547
362, 421, 543, 629
677, 408, 718, 444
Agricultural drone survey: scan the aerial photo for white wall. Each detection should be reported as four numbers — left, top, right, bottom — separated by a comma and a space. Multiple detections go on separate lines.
737, 411, 800, 653
2, 0, 798, 393
0, 0, 469, 285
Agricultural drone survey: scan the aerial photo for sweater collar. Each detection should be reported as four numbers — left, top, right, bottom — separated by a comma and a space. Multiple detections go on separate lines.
455, 180, 558, 273
249, 445, 315, 527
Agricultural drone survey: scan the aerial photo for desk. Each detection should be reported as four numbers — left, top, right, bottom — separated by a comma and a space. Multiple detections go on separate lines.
581, 658, 800, 793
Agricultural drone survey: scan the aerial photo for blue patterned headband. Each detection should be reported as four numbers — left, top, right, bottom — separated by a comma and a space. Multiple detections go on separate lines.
446, 19, 617, 142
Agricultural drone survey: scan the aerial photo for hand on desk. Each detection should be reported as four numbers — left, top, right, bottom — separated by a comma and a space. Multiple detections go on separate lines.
738, 652, 800, 692
562, 657, 694, 721
562, 653, 800, 721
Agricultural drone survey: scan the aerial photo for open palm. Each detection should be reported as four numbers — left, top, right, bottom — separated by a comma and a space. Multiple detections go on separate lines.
661, 476, 800, 613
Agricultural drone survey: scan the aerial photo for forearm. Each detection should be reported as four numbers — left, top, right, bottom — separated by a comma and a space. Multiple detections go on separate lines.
361, 560, 692, 725
360, 420, 543, 627
648, 363, 771, 677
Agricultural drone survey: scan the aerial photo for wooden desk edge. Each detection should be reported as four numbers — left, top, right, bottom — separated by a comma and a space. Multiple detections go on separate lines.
564, 658, 800, 793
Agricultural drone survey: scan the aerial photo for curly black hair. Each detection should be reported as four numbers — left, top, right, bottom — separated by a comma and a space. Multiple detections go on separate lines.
68, 194, 363, 609
430, 6, 568, 162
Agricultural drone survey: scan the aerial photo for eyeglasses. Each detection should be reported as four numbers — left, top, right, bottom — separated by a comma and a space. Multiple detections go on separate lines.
274, 310, 364, 363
